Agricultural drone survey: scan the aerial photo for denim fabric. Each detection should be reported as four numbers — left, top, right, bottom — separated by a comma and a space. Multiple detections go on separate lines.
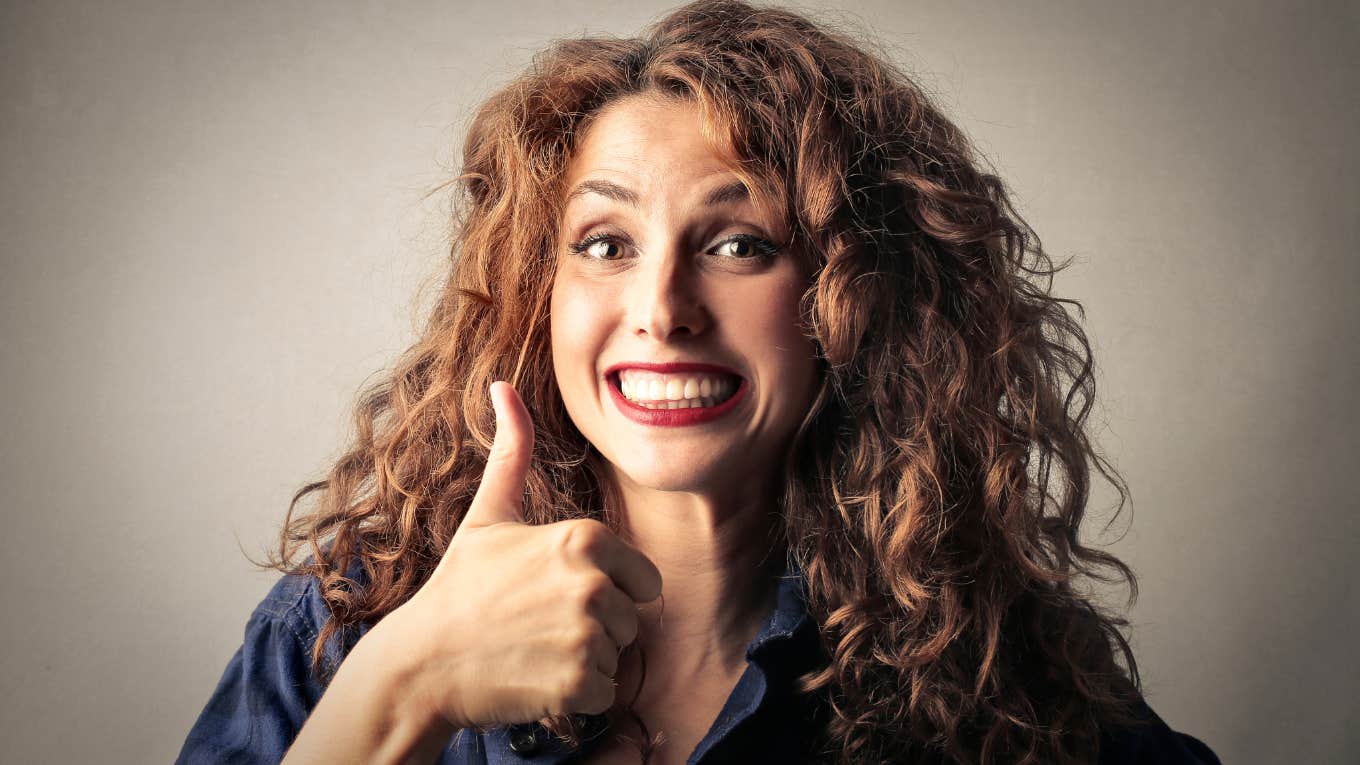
176, 556, 1219, 764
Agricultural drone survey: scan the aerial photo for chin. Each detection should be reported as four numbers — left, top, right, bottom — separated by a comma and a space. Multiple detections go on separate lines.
606, 450, 732, 495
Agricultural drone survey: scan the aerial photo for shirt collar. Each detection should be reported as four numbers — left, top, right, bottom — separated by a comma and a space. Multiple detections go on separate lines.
745, 552, 813, 663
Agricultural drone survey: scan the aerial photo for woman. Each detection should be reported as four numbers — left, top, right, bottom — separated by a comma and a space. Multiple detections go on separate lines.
178, 2, 1220, 763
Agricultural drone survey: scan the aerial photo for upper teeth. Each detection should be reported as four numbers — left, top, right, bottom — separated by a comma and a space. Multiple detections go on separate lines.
618, 370, 737, 406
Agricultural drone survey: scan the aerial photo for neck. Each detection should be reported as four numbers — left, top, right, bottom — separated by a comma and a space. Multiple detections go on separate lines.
613, 477, 785, 679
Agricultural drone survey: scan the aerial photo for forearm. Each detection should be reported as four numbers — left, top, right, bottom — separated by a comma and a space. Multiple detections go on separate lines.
282, 623, 457, 765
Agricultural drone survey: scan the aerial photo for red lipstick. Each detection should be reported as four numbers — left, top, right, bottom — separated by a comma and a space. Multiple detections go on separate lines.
604, 362, 747, 427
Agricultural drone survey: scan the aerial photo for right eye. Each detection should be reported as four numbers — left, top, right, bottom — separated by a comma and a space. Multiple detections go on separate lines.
568, 233, 627, 260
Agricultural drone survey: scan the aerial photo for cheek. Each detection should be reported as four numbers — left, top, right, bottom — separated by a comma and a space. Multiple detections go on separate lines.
712, 275, 818, 417
550, 276, 609, 385
771, 318, 819, 400
741, 279, 815, 369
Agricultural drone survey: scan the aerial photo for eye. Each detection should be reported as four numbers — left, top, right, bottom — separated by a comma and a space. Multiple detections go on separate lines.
709, 234, 779, 260
568, 233, 628, 260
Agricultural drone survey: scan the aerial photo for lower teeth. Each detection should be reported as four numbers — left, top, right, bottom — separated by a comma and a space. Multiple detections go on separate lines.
631, 397, 719, 409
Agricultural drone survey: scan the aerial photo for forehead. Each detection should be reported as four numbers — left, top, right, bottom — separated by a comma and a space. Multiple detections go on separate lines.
557, 95, 794, 237
562, 95, 734, 193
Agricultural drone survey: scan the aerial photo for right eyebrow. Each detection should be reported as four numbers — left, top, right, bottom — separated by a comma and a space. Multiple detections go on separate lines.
564, 179, 754, 209
565, 179, 639, 206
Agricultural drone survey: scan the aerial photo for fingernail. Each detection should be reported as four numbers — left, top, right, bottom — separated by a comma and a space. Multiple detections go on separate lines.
489, 381, 504, 420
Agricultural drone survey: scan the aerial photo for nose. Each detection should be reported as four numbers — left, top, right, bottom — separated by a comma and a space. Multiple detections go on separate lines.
628, 250, 710, 341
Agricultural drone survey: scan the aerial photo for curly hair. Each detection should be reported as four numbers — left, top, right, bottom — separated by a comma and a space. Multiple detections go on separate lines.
270, 2, 1147, 763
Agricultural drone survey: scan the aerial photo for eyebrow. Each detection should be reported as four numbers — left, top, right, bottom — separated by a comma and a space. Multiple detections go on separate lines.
564, 179, 750, 208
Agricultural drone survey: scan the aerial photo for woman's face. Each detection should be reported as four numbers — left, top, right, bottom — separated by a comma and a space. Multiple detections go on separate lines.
550, 94, 819, 497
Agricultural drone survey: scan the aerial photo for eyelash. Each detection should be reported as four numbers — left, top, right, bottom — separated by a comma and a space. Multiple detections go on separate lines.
567, 232, 781, 262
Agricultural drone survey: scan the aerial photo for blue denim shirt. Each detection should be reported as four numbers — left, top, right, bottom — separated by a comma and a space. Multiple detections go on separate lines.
177, 556, 1220, 764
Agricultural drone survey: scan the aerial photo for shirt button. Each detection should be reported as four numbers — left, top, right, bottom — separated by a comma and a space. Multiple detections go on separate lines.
508, 724, 542, 756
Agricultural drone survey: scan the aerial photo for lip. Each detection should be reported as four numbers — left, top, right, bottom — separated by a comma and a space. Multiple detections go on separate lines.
603, 361, 747, 427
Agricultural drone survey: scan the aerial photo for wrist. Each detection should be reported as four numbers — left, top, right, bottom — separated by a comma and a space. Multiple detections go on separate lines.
288, 612, 456, 765
351, 610, 459, 735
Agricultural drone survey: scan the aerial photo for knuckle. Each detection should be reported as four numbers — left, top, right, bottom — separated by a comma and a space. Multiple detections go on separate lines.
599, 641, 619, 676
618, 611, 640, 646
556, 664, 593, 705
566, 624, 597, 657
558, 518, 608, 557
561, 671, 614, 715
487, 437, 519, 463
573, 573, 612, 612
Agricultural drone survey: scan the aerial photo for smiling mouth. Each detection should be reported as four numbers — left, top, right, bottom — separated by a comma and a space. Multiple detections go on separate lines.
610, 369, 743, 410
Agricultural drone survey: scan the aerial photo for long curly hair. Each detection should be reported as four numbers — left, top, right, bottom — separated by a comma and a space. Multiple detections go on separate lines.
271, 2, 1147, 763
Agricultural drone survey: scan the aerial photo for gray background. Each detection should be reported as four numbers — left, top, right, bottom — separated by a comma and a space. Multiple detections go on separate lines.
2, 1, 1356, 762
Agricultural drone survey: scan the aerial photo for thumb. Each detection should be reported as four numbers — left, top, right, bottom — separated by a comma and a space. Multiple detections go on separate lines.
460, 381, 534, 530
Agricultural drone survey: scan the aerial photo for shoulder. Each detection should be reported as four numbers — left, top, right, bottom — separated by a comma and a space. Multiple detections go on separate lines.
1099, 697, 1221, 765
250, 555, 373, 671
251, 567, 328, 643
174, 557, 373, 764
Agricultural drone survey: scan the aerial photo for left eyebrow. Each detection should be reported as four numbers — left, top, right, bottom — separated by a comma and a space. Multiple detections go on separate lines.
702, 181, 749, 206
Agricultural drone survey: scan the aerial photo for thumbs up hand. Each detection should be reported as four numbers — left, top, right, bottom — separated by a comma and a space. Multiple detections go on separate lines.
373, 381, 664, 732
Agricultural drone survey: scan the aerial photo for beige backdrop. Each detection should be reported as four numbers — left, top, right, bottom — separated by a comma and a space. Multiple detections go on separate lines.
2, 1, 1355, 763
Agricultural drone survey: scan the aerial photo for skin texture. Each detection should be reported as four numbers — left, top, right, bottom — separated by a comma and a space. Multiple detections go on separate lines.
280, 96, 820, 765
551, 92, 820, 679
282, 383, 664, 765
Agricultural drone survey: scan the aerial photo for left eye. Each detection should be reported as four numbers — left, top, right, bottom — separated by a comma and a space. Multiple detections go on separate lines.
710, 235, 776, 259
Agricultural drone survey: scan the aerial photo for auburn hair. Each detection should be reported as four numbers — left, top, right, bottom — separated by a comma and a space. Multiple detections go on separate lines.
271, 2, 1146, 763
